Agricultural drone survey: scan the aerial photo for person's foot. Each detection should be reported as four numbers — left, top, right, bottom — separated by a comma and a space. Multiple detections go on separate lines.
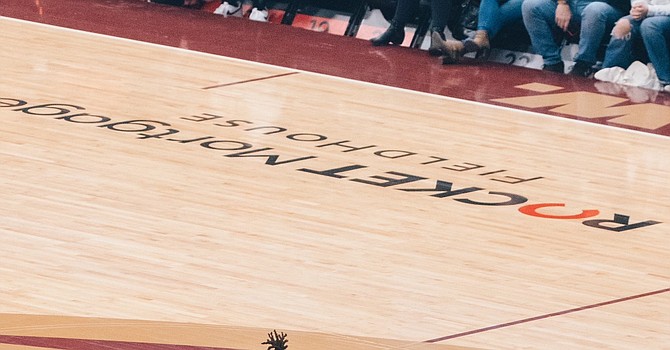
543, 61, 564, 73
370, 22, 405, 46
594, 66, 625, 83
569, 60, 595, 78
213, 1, 242, 17
249, 7, 269, 22
463, 30, 490, 60
438, 38, 465, 65
428, 29, 447, 56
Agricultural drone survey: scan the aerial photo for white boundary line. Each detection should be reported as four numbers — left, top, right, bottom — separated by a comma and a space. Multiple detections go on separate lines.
2, 15, 669, 141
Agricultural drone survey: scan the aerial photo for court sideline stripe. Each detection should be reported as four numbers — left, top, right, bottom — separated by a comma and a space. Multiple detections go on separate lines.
4, 16, 668, 141
202, 72, 300, 89
424, 287, 670, 343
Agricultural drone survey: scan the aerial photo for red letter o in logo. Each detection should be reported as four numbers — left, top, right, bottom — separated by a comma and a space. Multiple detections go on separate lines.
519, 203, 600, 219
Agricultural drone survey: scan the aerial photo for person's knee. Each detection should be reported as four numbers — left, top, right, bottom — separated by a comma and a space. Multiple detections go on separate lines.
584, 1, 610, 11
639, 18, 658, 34
611, 18, 632, 40
581, 2, 610, 21
522, 0, 546, 17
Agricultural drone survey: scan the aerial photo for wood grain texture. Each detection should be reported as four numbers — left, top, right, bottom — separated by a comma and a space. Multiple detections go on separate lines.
1, 18, 668, 350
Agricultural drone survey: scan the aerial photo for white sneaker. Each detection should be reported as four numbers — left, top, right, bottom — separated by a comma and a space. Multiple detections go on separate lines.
249, 7, 268, 22
663, 84, 670, 93
213, 1, 241, 17
594, 66, 625, 83
621, 61, 661, 90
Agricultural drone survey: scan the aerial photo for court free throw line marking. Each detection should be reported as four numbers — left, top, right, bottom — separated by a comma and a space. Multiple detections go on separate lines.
424, 287, 670, 343
202, 72, 300, 90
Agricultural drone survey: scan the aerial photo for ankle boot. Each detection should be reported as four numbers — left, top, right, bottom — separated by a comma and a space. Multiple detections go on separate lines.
370, 21, 405, 46
430, 32, 465, 64
463, 30, 490, 60
441, 40, 465, 64
428, 29, 447, 56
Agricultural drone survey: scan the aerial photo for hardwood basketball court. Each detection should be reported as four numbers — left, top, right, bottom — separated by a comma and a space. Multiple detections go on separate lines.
1, 2, 669, 349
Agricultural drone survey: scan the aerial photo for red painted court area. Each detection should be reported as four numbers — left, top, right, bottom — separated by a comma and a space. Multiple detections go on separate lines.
3, 0, 670, 136
0, 335, 238, 350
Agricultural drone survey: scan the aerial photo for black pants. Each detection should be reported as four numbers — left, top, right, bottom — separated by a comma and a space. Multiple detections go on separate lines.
391, 0, 452, 32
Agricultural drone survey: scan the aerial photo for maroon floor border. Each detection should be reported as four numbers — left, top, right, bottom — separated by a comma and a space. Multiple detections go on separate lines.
0, 335, 240, 350
2, 0, 670, 136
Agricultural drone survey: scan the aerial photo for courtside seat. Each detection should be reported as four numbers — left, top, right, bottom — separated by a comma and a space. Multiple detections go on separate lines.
282, 0, 367, 36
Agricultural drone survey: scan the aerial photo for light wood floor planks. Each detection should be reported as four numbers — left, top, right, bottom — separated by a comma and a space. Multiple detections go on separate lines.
1, 17, 669, 350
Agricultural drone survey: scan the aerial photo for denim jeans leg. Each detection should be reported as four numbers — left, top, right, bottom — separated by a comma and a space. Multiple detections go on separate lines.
523, 0, 562, 65
574, 1, 624, 64
640, 16, 670, 84
479, 0, 524, 37
494, 0, 525, 37
602, 16, 640, 69
477, 0, 500, 33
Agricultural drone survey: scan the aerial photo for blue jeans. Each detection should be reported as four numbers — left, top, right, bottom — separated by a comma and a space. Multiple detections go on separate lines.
478, 0, 525, 38
604, 15, 670, 84
522, 0, 624, 66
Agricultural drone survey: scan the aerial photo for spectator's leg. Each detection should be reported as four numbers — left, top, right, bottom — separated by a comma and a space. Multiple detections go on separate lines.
573, 1, 624, 66
491, 0, 524, 38
370, 0, 420, 46
476, 0, 500, 34
390, 0, 421, 28
428, 0, 453, 56
522, 0, 563, 70
460, 0, 502, 58
601, 16, 639, 69
640, 16, 670, 86
430, 0, 452, 36
463, 0, 519, 59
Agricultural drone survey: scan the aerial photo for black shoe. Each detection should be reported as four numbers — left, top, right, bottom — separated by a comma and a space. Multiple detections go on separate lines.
370, 22, 405, 46
543, 61, 564, 73
569, 61, 595, 78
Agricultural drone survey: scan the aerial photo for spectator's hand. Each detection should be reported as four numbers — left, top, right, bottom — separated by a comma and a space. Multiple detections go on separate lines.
555, 3, 572, 31
630, 1, 649, 19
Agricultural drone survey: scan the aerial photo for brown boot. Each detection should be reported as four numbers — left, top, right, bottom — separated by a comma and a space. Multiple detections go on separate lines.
430, 32, 464, 64
428, 30, 447, 56
463, 30, 490, 60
